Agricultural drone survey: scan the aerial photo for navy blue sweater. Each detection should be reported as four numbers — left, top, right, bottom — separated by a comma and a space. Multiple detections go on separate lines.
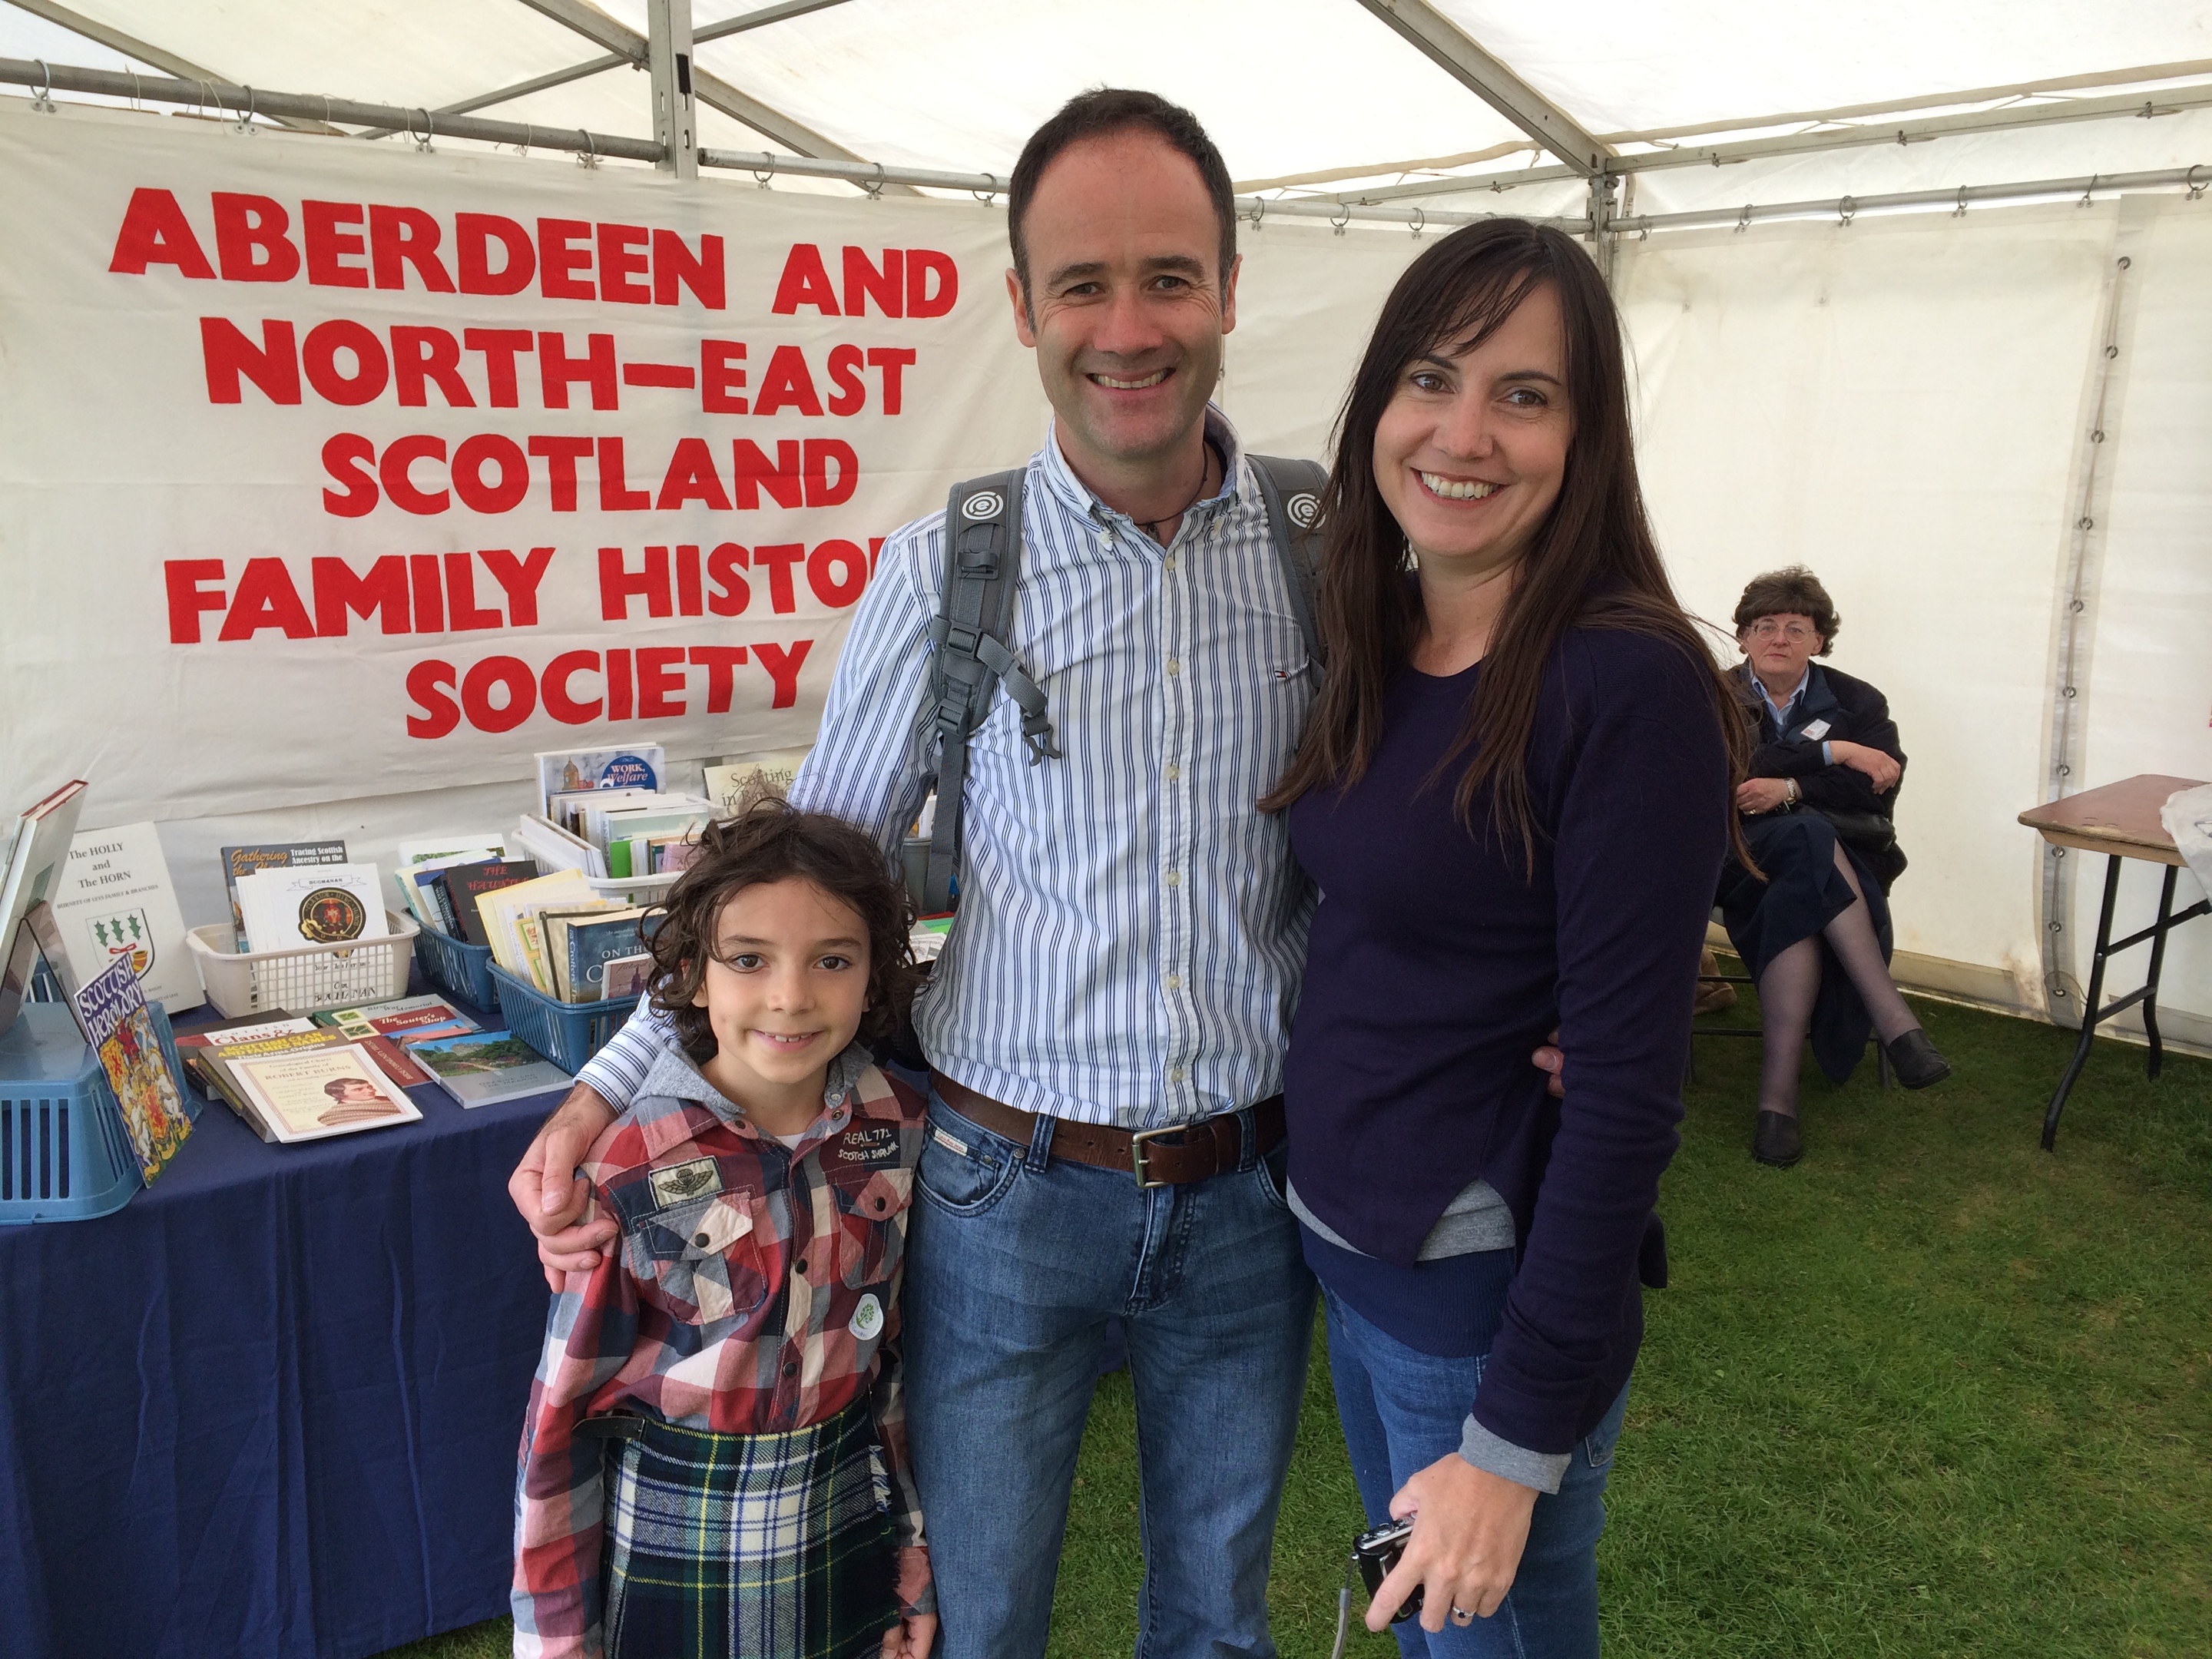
1285, 625, 1729, 1454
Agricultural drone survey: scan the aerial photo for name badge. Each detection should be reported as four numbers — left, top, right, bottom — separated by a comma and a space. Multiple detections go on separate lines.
1800, 718, 1831, 741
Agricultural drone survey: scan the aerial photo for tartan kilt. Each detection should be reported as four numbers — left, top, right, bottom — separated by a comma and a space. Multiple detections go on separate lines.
601, 1398, 897, 1659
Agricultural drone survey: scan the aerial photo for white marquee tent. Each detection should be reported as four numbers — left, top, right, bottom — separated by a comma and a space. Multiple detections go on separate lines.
2, 0, 2207, 1054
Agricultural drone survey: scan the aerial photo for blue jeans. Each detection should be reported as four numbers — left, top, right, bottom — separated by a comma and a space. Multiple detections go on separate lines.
1324, 1290, 1628, 1659
904, 1086, 1317, 1658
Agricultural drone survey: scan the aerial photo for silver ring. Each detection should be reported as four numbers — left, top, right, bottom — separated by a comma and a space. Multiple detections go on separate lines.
1451, 1605, 1475, 1624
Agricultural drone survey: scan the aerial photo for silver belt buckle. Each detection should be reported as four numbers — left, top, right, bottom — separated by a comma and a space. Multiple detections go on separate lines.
1129, 1123, 1181, 1189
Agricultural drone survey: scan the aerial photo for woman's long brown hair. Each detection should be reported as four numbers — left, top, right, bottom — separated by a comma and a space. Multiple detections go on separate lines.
1259, 219, 1751, 871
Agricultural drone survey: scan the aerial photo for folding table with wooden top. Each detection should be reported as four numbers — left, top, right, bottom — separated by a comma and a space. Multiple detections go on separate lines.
2018, 773, 2211, 1149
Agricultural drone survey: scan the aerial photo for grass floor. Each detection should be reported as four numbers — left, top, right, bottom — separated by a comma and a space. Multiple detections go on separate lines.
384, 985, 2212, 1659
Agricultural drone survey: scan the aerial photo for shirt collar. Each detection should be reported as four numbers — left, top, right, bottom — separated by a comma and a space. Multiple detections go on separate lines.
1035, 404, 1250, 535
638, 1041, 870, 1143
1753, 664, 1812, 723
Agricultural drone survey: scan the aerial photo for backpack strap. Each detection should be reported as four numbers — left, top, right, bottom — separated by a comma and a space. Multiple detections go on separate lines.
919, 469, 1059, 916
1247, 455, 1327, 671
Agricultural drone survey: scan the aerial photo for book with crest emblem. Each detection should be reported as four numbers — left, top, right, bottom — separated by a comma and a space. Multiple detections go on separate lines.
233, 862, 389, 955
48, 820, 203, 1015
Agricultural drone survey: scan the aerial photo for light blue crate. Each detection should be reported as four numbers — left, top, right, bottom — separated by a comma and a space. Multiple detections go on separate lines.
0, 1001, 190, 1224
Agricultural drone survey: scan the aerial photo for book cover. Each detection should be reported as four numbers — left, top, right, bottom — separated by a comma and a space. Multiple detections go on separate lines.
315, 995, 479, 1040
562, 909, 656, 1003
70, 946, 192, 1184
234, 863, 388, 955
476, 870, 596, 975
442, 859, 541, 950
704, 748, 812, 815
51, 821, 204, 1015
537, 747, 665, 817
0, 780, 88, 1037
200, 1027, 433, 1088
406, 1029, 574, 1108
392, 840, 505, 929
538, 902, 628, 999
219, 840, 347, 946
600, 952, 655, 1000
228, 1044, 423, 1144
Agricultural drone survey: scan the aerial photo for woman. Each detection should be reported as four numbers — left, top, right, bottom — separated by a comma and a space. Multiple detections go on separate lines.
1261, 220, 1741, 1656
1718, 567, 1949, 1169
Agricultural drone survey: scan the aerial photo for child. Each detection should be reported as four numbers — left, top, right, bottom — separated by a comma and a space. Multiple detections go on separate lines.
512, 801, 935, 1659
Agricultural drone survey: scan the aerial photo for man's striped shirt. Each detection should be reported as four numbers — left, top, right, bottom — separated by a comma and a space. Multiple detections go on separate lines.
576, 409, 1317, 1129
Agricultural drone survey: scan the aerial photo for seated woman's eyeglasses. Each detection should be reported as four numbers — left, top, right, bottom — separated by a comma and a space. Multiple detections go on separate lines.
1747, 619, 1814, 642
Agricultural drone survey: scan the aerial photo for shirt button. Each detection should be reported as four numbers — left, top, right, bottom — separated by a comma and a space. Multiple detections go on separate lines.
795, 1257, 808, 1275
1165, 870, 1181, 887
1169, 1067, 1184, 1082
1166, 974, 1181, 990
782, 1361, 798, 1379
1165, 555, 1177, 573
873, 1197, 887, 1212
1165, 763, 1181, 781
692, 1232, 711, 1248
1166, 658, 1180, 677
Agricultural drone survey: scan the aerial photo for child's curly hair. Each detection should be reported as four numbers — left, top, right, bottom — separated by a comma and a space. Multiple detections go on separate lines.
644, 799, 919, 1064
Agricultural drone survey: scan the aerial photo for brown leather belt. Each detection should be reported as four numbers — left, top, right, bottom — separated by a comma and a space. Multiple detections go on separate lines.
930, 1071, 1283, 1188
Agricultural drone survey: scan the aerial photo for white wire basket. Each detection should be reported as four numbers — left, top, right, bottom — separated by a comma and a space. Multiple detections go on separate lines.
186, 911, 422, 1017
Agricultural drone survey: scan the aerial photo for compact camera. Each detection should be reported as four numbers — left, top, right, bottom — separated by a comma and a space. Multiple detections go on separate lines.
1352, 1518, 1420, 1623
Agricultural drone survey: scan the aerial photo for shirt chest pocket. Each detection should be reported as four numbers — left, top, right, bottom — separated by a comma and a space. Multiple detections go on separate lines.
624, 1190, 773, 1326
826, 1167, 913, 1290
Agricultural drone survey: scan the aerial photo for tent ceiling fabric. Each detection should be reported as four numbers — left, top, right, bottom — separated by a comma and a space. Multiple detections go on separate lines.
8, 0, 2204, 200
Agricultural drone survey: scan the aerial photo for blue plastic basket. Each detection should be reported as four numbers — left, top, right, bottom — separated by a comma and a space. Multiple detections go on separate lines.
412, 925, 498, 1010
486, 963, 641, 1075
0, 1001, 190, 1224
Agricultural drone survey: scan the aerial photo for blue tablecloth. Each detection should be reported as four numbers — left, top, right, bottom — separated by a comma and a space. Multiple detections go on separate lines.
0, 1012, 562, 1659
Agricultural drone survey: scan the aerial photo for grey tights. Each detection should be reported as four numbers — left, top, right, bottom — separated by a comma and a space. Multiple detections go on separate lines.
1757, 843, 1921, 1118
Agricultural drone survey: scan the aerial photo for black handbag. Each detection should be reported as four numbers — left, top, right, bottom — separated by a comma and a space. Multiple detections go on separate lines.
1811, 806, 1906, 889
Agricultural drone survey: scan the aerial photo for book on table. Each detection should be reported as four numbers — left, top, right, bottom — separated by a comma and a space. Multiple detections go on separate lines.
406, 1028, 574, 1108
313, 995, 481, 1045
223, 1042, 423, 1144
233, 862, 389, 955
535, 745, 667, 818
45, 821, 205, 1015
390, 836, 507, 930
548, 907, 657, 1002
0, 779, 88, 1037
703, 747, 812, 814
30, 901, 192, 1183
435, 859, 542, 949
184, 1028, 434, 1131
218, 840, 347, 949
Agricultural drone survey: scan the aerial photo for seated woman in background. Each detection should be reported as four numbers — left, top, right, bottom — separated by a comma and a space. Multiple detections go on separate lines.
1719, 565, 1950, 1168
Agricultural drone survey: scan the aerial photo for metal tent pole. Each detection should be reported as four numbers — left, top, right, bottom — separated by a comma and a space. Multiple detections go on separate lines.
1614, 167, 2207, 235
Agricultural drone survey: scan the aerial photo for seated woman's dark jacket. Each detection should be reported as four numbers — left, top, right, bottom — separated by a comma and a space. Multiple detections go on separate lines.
1739, 661, 1908, 887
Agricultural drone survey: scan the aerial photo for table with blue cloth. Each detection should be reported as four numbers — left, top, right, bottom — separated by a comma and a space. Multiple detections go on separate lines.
0, 1004, 565, 1659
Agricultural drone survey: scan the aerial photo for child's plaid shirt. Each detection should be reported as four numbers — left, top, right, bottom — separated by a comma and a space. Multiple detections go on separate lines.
512, 1043, 929, 1658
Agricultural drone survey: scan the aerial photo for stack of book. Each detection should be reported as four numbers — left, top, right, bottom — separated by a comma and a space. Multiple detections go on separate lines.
482, 869, 661, 1005
177, 1011, 426, 1145
180, 991, 575, 1126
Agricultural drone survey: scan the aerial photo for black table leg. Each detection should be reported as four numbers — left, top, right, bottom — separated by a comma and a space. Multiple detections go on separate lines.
2043, 853, 2123, 1151
2140, 864, 2179, 1082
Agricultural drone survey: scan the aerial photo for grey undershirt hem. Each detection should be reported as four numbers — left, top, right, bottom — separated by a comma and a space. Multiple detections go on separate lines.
1460, 1416, 1572, 1494
1285, 1175, 1516, 1260
1289, 1174, 1567, 1491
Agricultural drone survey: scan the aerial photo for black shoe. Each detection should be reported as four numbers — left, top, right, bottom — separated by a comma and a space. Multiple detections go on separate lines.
1885, 1027, 1952, 1089
1753, 1110, 1803, 1167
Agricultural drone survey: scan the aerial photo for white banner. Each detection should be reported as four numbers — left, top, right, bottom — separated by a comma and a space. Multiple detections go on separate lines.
0, 103, 1045, 823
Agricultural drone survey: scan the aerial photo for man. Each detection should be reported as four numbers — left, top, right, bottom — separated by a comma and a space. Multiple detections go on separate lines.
510, 89, 1565, 1656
